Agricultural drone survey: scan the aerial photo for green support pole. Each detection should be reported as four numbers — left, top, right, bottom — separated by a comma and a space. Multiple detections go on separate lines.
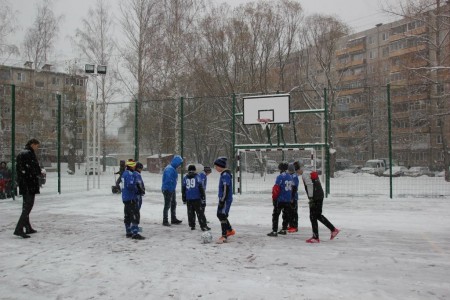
57, 94, 61, 194
232, 94, 236, 194
324, 88, 330, 197
134, 98, 139, 161
11, 85, 16, 200
387, 84, 393, 199
180, 97, 184, 179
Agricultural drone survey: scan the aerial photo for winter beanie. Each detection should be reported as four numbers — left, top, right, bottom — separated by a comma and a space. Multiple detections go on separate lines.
188, 164, 196, 172
214, 157, 227, 168
204, 166, 212, 173
287, 163, 295, 174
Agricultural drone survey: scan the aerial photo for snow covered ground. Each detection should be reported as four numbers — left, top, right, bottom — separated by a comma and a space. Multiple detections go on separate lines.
1, 170, 450, 299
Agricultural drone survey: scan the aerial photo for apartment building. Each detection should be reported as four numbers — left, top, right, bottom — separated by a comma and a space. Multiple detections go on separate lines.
0, 62, 88, 163
333, 10, 450, 170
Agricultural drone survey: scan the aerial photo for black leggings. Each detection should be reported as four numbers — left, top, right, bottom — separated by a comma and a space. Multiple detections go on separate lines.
309, 198, 335, 239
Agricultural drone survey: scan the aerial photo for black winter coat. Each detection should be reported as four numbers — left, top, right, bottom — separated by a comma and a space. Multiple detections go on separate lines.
16, 146, 41, 195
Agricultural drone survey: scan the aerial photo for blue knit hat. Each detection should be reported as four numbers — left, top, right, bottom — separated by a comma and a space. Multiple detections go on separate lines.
214, 157, 227, 168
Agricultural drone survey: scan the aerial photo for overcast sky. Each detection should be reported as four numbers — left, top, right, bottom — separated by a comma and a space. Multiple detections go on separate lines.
6, 0, 401, 67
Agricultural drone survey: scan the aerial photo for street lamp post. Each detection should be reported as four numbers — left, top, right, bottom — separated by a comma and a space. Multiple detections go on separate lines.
85, 64, 107, 189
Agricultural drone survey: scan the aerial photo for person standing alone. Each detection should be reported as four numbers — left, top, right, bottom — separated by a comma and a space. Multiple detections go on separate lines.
14, 138, 42, 238
300, 163, 340, 243
214, 157, 235, 244
161, 155, 183, 226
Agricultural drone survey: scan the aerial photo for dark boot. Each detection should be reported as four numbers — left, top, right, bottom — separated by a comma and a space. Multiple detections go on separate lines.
171, 219, 182, 224
14, 231, 30, 238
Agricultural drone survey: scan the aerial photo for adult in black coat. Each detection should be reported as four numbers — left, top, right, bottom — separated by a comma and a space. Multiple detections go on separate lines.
14, 138, 42, 238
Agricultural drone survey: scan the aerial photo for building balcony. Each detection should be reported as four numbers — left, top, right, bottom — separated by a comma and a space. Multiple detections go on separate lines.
389, 26, 427, 43
389, 44, 427, 58
336, 43, 366, 57
337, 59, 366, 70
341, 73, 365, 82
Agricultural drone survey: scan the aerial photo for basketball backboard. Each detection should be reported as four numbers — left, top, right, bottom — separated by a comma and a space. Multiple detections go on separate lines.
243, 94, 290, 125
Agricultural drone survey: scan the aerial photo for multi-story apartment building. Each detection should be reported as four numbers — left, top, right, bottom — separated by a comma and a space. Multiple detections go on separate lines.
333, 9, 450, 171
0, 62, 88, 163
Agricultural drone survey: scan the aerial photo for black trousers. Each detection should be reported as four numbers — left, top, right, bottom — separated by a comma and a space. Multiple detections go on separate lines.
124, 201, 140, 226
289, 200, 298, 228
309, 198, 335, 239
187, 200, 207, 229
162, 190, 177, 222
217, 210, 232, 237
15, 193, 35, 233
271, 202, 291, 232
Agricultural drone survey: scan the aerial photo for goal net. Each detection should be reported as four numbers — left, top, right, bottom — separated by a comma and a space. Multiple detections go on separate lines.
236, 147, 324, 194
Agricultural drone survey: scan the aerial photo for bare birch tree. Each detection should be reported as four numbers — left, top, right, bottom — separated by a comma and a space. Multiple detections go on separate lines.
22, 0, 63, 69
74, 0, 118, 171
0, 0, 19, 62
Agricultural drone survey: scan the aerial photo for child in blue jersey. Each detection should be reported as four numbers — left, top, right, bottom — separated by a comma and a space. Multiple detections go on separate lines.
214, 157, 235, 244
267, 162, 294, 237
196, 166, 212, 224
121, 160, 145, 240
287, 162, 299, 233
182, 165, 210, 231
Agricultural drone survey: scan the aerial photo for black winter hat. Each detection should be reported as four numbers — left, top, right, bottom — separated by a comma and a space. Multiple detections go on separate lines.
188, 164, 196, 172
278, 161, 288, 172
204, 166, 212, 173
214, 157, 227, 168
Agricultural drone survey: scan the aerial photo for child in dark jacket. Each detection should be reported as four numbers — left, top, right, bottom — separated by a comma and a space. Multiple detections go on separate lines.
182, 165, 210, 231
300, 164, 339, 243
214, 157, 235, 244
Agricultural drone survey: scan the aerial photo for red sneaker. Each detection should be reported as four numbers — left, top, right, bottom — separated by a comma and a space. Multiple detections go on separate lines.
330, 228, 340, 240
226, 229, 235, 237
287, 227, 298, 233
306, 237, 320, 243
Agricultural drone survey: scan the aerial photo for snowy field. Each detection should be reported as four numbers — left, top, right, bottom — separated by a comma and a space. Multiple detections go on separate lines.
1, 170, 450, 300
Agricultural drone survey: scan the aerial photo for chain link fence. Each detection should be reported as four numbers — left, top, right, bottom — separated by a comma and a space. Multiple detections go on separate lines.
1, 83, 449, 198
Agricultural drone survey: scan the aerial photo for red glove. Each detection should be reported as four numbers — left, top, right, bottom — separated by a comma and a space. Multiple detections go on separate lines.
272, 185, 280, 201
311, 171, 319, 180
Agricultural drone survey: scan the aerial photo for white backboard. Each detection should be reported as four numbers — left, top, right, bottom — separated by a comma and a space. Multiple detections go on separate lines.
243, 94, 290, 125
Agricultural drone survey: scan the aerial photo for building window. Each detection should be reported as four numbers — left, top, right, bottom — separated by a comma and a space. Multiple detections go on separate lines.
52, 77, 60, 85
437, 135, 443, 144
17, 72, 25, 82
369, 50, 376, 59
35, 81, 45, 88
382, 32, 389, 41
368, 36, 373, 44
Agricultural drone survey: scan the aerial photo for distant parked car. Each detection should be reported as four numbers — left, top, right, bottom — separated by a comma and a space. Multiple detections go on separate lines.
335, 159, 352, 171
379, 158, 399, 169
404, 167, 435, 177
361, 159, 386, 176
382, 166, 408, 177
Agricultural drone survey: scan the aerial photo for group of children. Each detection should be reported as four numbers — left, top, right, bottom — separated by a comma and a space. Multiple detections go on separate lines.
119, 155, 339, 244
120, 156, 235, 244
269, 160, 340, 243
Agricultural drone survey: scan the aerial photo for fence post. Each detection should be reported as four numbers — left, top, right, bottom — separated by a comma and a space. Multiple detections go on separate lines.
57, 94, 61, 194
134, 98, 139, 161
387, 83, 393, 199
180, 96, 184, 178
11, 85, 16, 200
324, 88, 330, 197
232, 94, 236, 194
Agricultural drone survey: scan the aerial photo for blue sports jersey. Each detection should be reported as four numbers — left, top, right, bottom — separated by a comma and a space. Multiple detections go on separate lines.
198, 172, 208, 190
274, 172, 293, 203
121, 170, 137, 202
218, 170, 233, 202
182, 173, 203, 201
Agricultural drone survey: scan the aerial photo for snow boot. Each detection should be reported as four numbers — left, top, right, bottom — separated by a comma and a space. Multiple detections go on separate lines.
267, 231, 278, 237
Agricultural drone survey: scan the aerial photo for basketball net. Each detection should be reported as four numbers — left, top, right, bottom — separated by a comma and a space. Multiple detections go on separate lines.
257, 118, 272, 130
